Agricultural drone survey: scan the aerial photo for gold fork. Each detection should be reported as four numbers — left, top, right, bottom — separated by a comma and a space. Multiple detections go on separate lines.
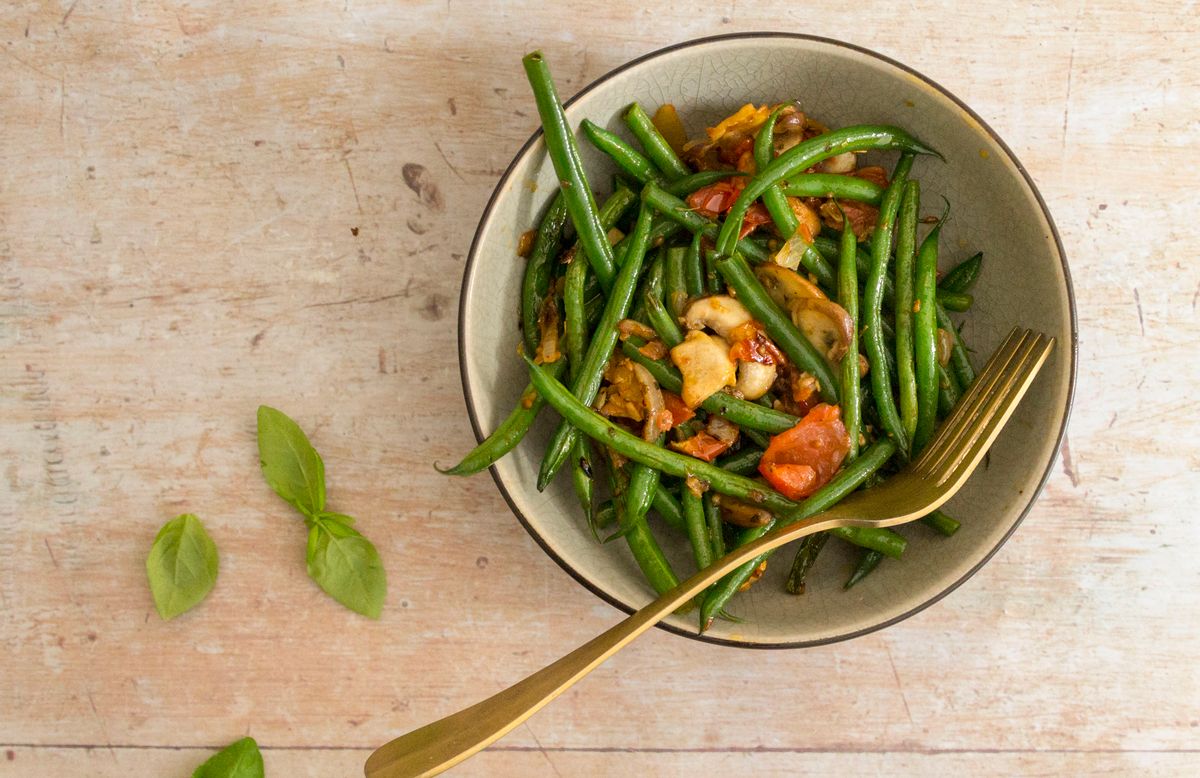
366, 327, 1054, 778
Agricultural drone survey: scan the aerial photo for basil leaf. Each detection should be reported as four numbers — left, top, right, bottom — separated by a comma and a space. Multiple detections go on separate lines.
256, 405, 325, 516
192, 736, 264, 778
146, 514, 219, 620
307, 517, 386, 619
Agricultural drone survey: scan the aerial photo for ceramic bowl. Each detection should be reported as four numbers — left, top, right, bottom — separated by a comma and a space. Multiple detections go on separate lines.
458, 33, 1076, 647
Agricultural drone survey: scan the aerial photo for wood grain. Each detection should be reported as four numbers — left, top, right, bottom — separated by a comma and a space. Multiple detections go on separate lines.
2, 1, 1198, 776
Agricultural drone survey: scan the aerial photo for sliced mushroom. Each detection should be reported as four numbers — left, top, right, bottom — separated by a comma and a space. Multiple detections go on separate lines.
683, 295, 753, 339
754, 263, 827, 309
816, 151, 857, 174
791, 297, 854, 364
670, 331, 737, 408
706, 416, 740, 447
735, 360, 776, 400
630, 362, 668, 442
683, 295, 777, 401
715, 495, 773, 528
771, 106, 807, 156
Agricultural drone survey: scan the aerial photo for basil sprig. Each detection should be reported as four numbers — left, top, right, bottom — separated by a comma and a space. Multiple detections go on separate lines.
146, 513, 219, 620
257, 406, 387, 618
192, 736, 264, 778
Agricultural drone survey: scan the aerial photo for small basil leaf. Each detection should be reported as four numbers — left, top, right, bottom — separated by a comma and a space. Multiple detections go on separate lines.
146, 514, 219, 620
256, 405, 326, 516
192, 736, 264, 778
307, 518, 386, 619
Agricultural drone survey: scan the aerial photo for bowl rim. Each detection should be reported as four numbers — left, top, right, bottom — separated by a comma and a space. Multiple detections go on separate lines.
457, 31, 1078, 649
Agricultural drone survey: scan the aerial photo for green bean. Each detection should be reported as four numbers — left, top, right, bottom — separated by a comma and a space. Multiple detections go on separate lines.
624, 102, 691, 181
651, 484, 685, 530
780, 174, 884, 204
537, 202, 654, 490
563, 251, 590, 378
523, 52, 619, 289
716, 253, 839, 403
640, 183, 770, 264
704, 248, 723, 295
520, 192, 569, 353
754, 105, 801, 239
571, 437, 596, 539
937, 362, 961, 418
664, 246, 688, 319
683, 231, 704, 298
681, 486, 714, 570
785, 532, 828, 594
742, 427, 772, 450
715, 446, 763, 476
920, 510, 960, 536
894, 180, 920, 446
939, 251, 982, 293
845, 549, 884, 589
938, 304, 976, 389
584, 291, 604, 329
666, 170, 746, 198
580, 119, 666, 187
609, 450, 681, 595
863, 154, 915, 459
619, 338, 799, 434
594, 498, 616, 529
913, 212, 943, 453
437, 359, 568, 475
644, 288, 684, 348
608, 217, 684, 277
564, 245, 597, 535
703, 492, 725, 558
715, 124, 941, 256
628, 250, 661, 325
865, 225, 951, 424
837, 212, 862, 463
816, 234, 892, 304
696, 438, 902, 630
937, 290, 973, 312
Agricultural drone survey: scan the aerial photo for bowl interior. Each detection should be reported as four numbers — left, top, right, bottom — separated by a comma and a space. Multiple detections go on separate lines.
460, 34, 1074, 647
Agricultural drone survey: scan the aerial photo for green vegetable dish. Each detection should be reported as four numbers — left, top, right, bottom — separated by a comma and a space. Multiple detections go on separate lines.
444, 51, 985, 632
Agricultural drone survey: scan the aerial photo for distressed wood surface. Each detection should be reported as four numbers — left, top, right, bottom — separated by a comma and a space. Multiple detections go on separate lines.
2, 1, 1198, 776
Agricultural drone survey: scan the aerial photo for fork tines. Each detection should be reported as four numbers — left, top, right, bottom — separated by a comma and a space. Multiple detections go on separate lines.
914, 327, 1054, 488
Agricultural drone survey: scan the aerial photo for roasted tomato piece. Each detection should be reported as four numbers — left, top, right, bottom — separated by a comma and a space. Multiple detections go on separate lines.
758, 404, 850, 499
738, 203, 773, 238
728, 320, 784, 366
662, 391, 695, 430
686, 177, 745, 218
670, 430, 733, 462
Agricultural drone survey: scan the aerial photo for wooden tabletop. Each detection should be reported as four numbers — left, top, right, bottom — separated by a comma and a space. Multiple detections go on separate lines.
3, 2, 1198, 776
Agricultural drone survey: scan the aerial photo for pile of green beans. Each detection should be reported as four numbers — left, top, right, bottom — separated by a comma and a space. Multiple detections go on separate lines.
441, 51, 986, 632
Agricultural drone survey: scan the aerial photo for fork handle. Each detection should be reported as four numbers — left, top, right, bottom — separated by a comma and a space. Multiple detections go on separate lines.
364, 512, 841, 778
